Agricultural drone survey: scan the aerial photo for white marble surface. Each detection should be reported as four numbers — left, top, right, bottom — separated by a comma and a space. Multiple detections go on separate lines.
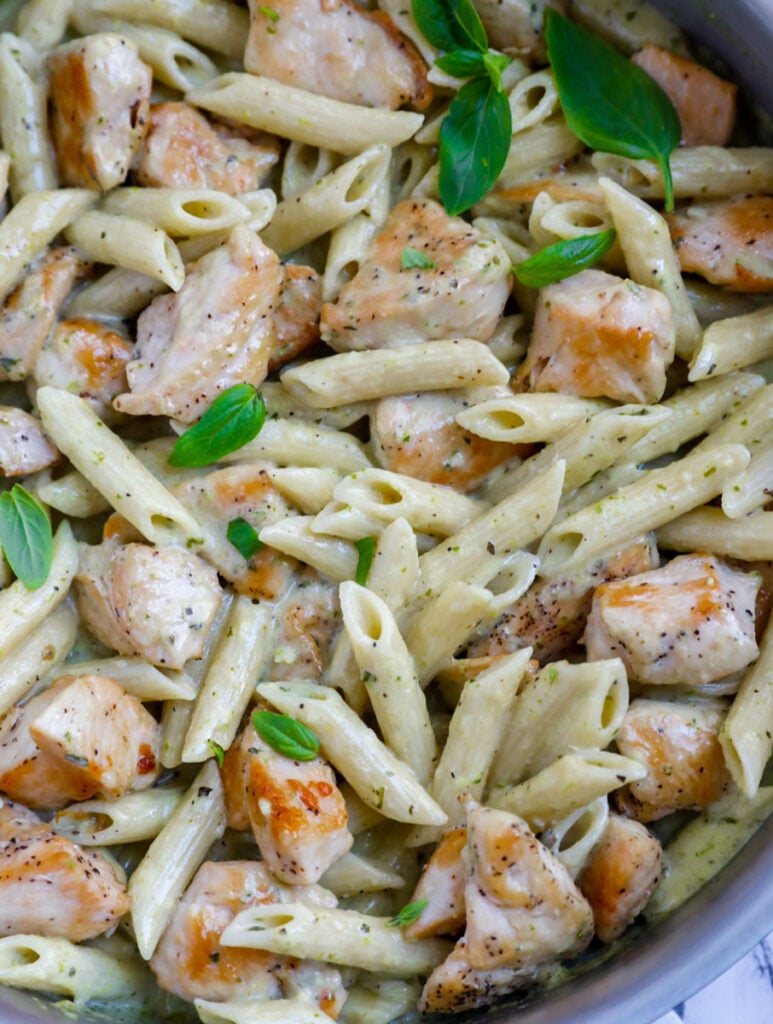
654, 935, 773, 1024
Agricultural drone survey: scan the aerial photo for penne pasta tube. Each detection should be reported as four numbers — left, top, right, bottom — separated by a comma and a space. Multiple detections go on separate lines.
311, 500, 385, 542
336, 977, 421, 1024
282, 341, 509, 409
323, 211, 381, 301
0, 602, 77, 719
65, 211, 185, 290
220, 902, 452, 975
341, 581, 435, 784
722, 438, 773, 518
319, 851, 404, 897
259, 516, 358, 581
232, 417, 371, 474
508, 70, 560, 133
262, 146, 390, 255
490, 750, 648, 830
36, 468, 111, 518
0, 522, 78, 661
0, 34, 57, 197
689, 305, 773, 382
51, 656, 197, 701
537, 443, 750, 579
0, 934, 146, 1003
266, 467, 340, 515
187, 74, 423, 155
656, 508, 773, 561
542, 797, 610, 878
281, 142, 338, 200
100, 188, 247, 236
17, 0, 73, 48
256, 681, 447, 826
128, 760, 226, 959
0, 189, 95, 304
456, 393, 610, 444
64, 265, 167, 320
76, 0, 249, 59
498, 119, 584, 190
195, 995, 336, 1024
52, 786, 186, 845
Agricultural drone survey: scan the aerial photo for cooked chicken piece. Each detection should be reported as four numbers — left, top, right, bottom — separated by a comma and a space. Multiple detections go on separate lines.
475, 0, 566, 60
47, 33, 152, 190
405, 827, 467, 940
584, 553, 760, 686
614, 699, 734, 822
0, 674, 159, 810
463, 803, 594, 971
75, 541, 222, 669
320, 199, 511, 352
31, 318, 133, 424
244, 0, 431, 110
517, 269, 675, 404
271, 576, 341, 681
135, 102, 280, 194
0, 407, 58, 477
419, 936, 555, 1014
222, 721, 352, 885
578, 813, 663, 942
667, 196, 773, 293
113, 226, 283, 422
0, 800, 129, 940
172, 464, 298, 600
150, 859, 344, 1012
632, 45, 737, 146
468, 536, 659, 665
268, 264, 323, 371
0, 248, 89, 382
371, 392, 520, 493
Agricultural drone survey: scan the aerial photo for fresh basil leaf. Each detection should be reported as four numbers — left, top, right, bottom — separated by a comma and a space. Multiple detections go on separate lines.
439, 76, 512, 216
387, 899, 429, 927
482, 50, 511, 91
354, 536, 376, 586
434, 49, 486, 79
227, 516, 264, 560
411, 0, 487, 55
208, 740, 225, 768
0, 484, 53, 590
401, 246, 436, 270
169, 384, 266, 468
252, 710, 320, 762
514, 229, 617, 288
544, 9, 681, 211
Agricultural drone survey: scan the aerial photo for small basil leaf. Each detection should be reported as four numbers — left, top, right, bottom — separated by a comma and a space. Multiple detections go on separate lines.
439, 76, 512, 216
252, 710, 320, 762
482, 50, 511, 92
169, 384, 266, 468
434, 49, 487, 80
0, 484, 53, 590
227, 516, 264, 560
411, 0, 487, 54
514, 229, 617, 288
208, 740, 225, 768
401, 246, 436, 270
387, 899, 429, 927
354, 536, 376, 586
545, 9, 681, 211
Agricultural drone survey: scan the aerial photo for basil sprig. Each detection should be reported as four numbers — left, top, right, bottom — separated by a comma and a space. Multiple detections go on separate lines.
387, 898, 429, 928
227, 516, 264, 560
544, 10, 681, 212
354, 536, 376, 586
411, 0, 512, 216
253, 710, 321, 762
0, 484, 53, 590
169, 384, 266, 468
514, 229, 617, 289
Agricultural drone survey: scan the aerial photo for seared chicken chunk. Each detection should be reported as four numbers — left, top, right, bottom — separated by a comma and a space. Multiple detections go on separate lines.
371, 392, 519, 493
0, 674, 159, 810
320, 200, 511, 352
614, 699, 734, 822
584, 553, 760, 686
135, 102, 280, 194
244, 0, 431, 110
268, 264, 323, 371
32, 318, 133, 424
475, 0, 566, 60
578, 813, 663, 942
469, 536, 659, 665
405, 827, 467, 941
114, 226, 282, 422
47, 33, 152, 190
517, 269, 675, 404
222, 721, 352, 885
172, 464, 298, 600
667, 196, 773, 293
150, 859, 345, 1011
75, 541, 222, 669
271, 576, 341, 681
0, 800, 129, 940
632, 45, 737, 146
0, 407, 58, 477
0, 248, 88, 382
